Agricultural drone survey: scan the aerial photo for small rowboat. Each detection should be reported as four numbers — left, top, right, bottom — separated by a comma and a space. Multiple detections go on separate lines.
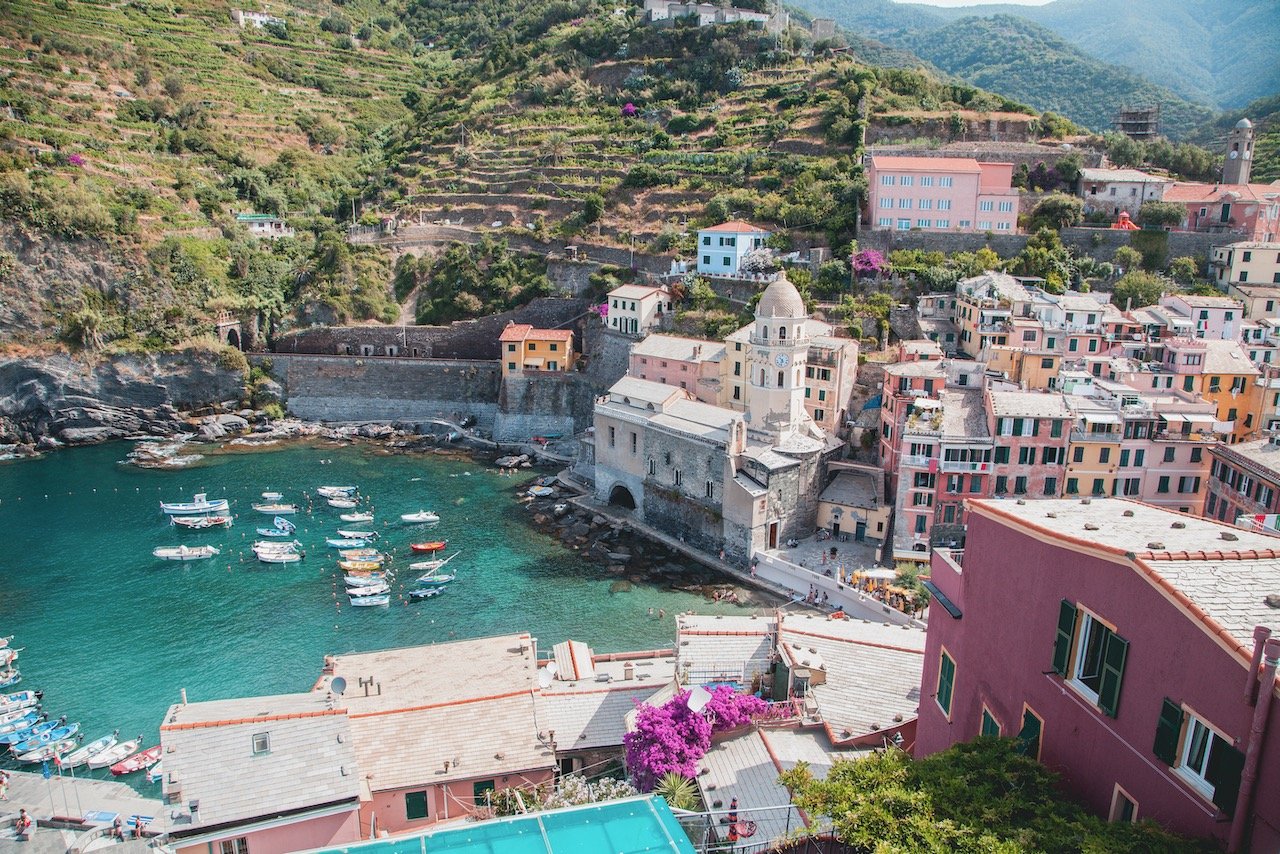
328, 538, 370, 548
340, 512, 374, 523
261, 491, 283, 501
528, 486, 555, 497
63, 731, 119, 768
17, 738, 78, 764
172, 515, 233, 529
258, 551, 302, 564
339, 549, 383, 561
336, 530, 377, 540
253, 539, 301, 551
13, 722, 79, 753
153, 545, 220, 561
401, 510, 440, 523
345, 580, 390, 595
0, 690, 41, 712
256, 526, 293, 538
408, 586, 445, 600
348, 594, 390, 607
0, 670, 21, 689
89, 739, 139, 770
0, 718, 55, 745
0, 710, 40, 736
343, 572, 388, 585
147, 761, 164, 783
410, 540, 448, 553
327, 498, 359, 509
318, 486, 358, 498
253, 503, 298, 515
161, 494, 229, 515
409, 551, 460, 573
416, 571, 456, 586
112, 744, 162, 776
339, 560, 383, 572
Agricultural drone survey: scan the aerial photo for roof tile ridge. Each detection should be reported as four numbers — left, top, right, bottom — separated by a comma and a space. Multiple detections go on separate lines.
1130, 557, 1250, 662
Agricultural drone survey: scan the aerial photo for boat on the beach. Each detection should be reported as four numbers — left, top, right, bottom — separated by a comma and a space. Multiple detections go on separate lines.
252, 502, 299, 515
348, 593, 390, 607
0, 689, 40, 712
62, 731, 118, 768
0, 710, 40, 736
12, 721, 79, 753
327, 497, 359, 509
111, 743, 162, 776
160, 493, 229, 515
16, 737, 78, 764
400, 510, 440, 524
336, 530, 377, 540
408, 586, 445, 600
409, 551, 460, 573
88, 738, 139, 770
528, 486, 555, 497
317, 486, 358, 498
172, 515, 233, 530
327, 537, 371, 548
410, 540, 447, 553
340, 512, 374, 523
153, 545, 220, 561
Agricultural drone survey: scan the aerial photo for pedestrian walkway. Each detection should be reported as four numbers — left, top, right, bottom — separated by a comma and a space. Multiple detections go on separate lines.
0, 768, 165, 848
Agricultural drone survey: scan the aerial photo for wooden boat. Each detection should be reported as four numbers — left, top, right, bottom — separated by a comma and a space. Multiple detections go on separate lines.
257, 516, 297, 537
348, 593, 390, 607
410, 540, 447, 553
0, 703, 36, 727
261, 491, 283, 501
62, 732, 118, 768
17, 738, 78, 764
401, 510, 440, 523
344, 580, 390, 595
12, 721, 79, 753
153, 545, 220, 561
416, 571, 456, 586
253, 539, 301, 552
258, 551, 303, 564
528, 486, 555, 497
327, 497, 359, 509
339, 549, 383, 561
161, 493, 229, 515
0, 670, 20, 689
336, 529, 377, 540
172, 515, 233, 529
0, 718, 53, 745
409, 551, 459, 573
0, 710, 39, 736
340, 512, 374, 523
328, 537, 371, 548
343, 572, 388, 586
111, 743, 162, 776
88, 738, 139, 770
339, 560, 383, 572
0, 690, 41, 712
317, 486, 358, 498
408, 586, 445, 600
253, 502, 298, 514
256, 526, 292, 538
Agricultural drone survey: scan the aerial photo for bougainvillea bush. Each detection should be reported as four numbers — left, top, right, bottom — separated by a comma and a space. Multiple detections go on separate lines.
624, 687, 769, 791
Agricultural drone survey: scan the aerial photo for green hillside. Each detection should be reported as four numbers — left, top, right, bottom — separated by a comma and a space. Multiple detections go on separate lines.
1197, 95, 1280, 185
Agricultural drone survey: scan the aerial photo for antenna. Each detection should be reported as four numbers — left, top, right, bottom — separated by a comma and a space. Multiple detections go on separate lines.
686, 685, 712, 713
330, 677, 347, 696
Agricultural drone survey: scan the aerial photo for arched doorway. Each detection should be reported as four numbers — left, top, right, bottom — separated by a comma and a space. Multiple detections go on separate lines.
226, 328, 241, 349
608, 484, 636, 510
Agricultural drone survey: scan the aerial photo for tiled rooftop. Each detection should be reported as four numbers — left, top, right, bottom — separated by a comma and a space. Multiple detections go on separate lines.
988, 390, 1072, 419
631, 334, 726, 363
1200, 339, 1260, 375
869, 155, 982, 173
702, 220, 769, 233
676, 614, 776, 686
605, 376, 689, 408
1218, 438, 1280, 475
819, 471, 879, 509
609, 284, 669, 300
883, 360, 947, 378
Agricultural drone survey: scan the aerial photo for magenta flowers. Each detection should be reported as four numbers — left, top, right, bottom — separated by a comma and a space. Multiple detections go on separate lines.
624, 687, 768, 791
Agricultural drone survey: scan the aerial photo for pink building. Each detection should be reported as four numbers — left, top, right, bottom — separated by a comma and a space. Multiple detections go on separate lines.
1163, 182, 1280, 242
880, 350, 947, 484
920, 498, 1280, 849
865, 156, 1018, 234
1159, 293, 1244, 340
986, 389, 1071, 499
629, 334, 727, 404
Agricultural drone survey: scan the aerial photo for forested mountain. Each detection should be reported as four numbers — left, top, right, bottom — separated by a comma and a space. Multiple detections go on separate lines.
1196, 94, 1280, 185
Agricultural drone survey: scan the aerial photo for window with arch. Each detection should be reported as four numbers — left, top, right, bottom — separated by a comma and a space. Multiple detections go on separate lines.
779, 326, 787, 340
763, 326, 769, 338
777, 371, 785, 388
760, 369, 767, 385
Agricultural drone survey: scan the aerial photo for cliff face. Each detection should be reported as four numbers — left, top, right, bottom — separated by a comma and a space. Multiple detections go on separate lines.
0, 350, 245, 445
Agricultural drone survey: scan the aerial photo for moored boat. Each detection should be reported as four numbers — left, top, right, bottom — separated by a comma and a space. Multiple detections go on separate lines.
400, 510, 440, 523
327, 497, 359, 509
410, 540, 448, 553
327, 537, 370, 548
339, 560, 383, 572
161, 493, 230, 515
0, 710, 40, 736
17, 737, 78, 764
253, 539, 302, 552
88, 738, 140, 770
261, 491, 283, 501
171, 514, 233, 529
12, 721, 79, 753
0, 647, 18, 667
339, 512, 374, 523
62, 731, 119, 768
0, 718, 54, 745
409, 551, 460, 573
257, 551, 303, 564
348, 593, 390, 607
0, 689, 41, 712
343, 573, 388, 586
339, 549, 383, 561
317, 486, 358, 498
0, 670, 22, 689
111, 743, 162, 776
0, 636, 11, 650
408, 586, 445, 600
147, 761, 164, 783
153, 545, 220, 562
256, 526, 293, 538
336, 530, 377, 540
344, 581, 390, 596
252, 502, 299, 515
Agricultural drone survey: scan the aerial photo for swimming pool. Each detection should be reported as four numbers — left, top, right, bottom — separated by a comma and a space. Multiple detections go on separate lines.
306, 796, 695, 854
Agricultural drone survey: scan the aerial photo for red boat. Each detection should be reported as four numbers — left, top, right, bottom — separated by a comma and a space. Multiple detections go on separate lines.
111, 744, 162, 776
410, 540, 448, 553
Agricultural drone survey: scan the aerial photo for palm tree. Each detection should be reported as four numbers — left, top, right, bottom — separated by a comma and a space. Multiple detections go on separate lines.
538, 131, 571, 166
653, 773, 700, 811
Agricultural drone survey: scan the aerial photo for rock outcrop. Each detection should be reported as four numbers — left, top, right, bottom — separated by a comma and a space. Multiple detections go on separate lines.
0, 349, 246, 445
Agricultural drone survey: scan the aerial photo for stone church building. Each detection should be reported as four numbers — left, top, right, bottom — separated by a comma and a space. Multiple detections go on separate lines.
587, 272, 844, 564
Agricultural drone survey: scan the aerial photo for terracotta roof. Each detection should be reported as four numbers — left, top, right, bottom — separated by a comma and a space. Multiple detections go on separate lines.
609, 284, 669, 300
701, 220, 769, 233
1163, 182, 1280, 204
528, 329, 574, 341
868, 155, 982, 173
499, 323, 533, 342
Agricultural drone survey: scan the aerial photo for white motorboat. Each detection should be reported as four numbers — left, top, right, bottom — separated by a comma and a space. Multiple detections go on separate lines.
340, 512, 374, 523
252, 502, 299, 514
153, 545, 220, 561
63, 731, 119, 769
336, 530, 377, 540
317, 486, 358, 498
345, 580, 390, 596
160, 493, 230, 515
261, 491, 283, 501
257, 550, 303, 564
88, 739, 140, 770
252, 539, 301, 551
401, 510, 440, 523
348, 593, 390, 607
0, 690, 40, 712
327, 498, 359, 509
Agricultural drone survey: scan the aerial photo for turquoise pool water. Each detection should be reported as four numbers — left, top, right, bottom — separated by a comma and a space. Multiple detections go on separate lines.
310, 796, 695, 853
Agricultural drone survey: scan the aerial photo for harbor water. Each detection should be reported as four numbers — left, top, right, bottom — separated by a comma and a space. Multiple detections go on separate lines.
0, 441, 753, 789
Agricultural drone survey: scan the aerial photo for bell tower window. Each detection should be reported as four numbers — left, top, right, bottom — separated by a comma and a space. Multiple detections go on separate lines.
777, 371, 785, 388
760, 369, 766, 386
762, 326, 769, 338
779, 327, 786, 340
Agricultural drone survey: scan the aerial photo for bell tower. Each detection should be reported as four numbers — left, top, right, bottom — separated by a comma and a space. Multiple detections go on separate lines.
1223, 118, 1254, 186
745, 271, 809, 441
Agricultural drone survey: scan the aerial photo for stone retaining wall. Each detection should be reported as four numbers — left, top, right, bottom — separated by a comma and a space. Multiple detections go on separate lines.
859, 227, 1223, 266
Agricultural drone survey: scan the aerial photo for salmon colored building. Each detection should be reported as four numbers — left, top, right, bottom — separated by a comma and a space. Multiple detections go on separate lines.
865, 155, 1019, 234
920, 498, 1280, 850
499, 322, 576, 374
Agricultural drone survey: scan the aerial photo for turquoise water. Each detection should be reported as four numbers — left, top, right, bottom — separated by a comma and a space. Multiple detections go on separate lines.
0, 442, 750, 789
312, 796, 694, 854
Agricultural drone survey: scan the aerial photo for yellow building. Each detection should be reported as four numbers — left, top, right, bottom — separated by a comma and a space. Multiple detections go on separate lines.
1166, 339, 1263, 443
985, 347, 1063, 392
499, 323, 577, 374
1064, 406, 1121, 497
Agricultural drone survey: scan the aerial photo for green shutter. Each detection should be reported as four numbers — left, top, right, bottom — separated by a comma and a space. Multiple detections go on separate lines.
1152, 699, 1184, 765
1016, 710, 1042, 758
981, 709, 1000, 737
1207, 737, 1246, 815
937, 652, 956, 716
405, 790, 428, 820
1052, 600, 1077, 676
1097, 632, 1128, 718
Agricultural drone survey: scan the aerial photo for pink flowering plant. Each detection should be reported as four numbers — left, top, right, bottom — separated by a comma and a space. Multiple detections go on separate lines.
851, 249, 888, 278
621, 102, 638, 117
624, 687, 768, 791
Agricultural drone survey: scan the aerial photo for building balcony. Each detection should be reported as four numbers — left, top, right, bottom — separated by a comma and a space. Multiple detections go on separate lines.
1070, 430, 1120, 442
901, 454, 932, 468
939, 460, 989, 473
1208, 476, 1268, 516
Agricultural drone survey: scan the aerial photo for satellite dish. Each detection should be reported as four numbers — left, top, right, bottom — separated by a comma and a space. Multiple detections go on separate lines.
687, 685, 712, 713
545, 661, 558, 677
537, 669, 553, 689
330, 677, 347, 696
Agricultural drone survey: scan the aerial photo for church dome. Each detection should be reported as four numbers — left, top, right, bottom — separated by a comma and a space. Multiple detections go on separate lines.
756, 271, 806, 318
1236, 118, 1253, 129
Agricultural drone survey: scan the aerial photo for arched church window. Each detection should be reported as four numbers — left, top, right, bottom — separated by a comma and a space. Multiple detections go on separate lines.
779, 326, 786, 340
777, 371, 784, 388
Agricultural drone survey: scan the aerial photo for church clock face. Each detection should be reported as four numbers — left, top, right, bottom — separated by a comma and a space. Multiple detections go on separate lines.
775, 353, 790, 368
1229, 150, 1239, 159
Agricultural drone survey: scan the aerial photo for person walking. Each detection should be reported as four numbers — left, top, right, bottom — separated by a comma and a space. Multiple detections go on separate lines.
0, 768, 9, 800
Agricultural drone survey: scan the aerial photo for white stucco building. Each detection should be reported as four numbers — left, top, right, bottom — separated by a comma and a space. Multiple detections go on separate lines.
696, 221, 771, 279
605, 284, 673, 335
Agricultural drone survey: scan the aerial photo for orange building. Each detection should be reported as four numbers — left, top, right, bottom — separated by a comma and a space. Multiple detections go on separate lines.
499, 322, 576, 374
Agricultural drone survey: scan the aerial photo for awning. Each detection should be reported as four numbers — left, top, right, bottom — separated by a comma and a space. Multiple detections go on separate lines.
1160, 413, 1188, 424
1085, 413, 1121, 425
524, 357, 545, 367
1183, 413, 1216, 424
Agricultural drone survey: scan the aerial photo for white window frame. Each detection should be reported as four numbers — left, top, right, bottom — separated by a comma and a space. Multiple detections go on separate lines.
1176, 712, 1223, 800
1068, 609, 1113, 704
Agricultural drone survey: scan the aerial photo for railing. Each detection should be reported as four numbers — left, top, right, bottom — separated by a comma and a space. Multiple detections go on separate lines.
673, 803, 821, 853
900, 454, 932, 468
939, 460, 987, 473
1070, 429, 1118, 442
